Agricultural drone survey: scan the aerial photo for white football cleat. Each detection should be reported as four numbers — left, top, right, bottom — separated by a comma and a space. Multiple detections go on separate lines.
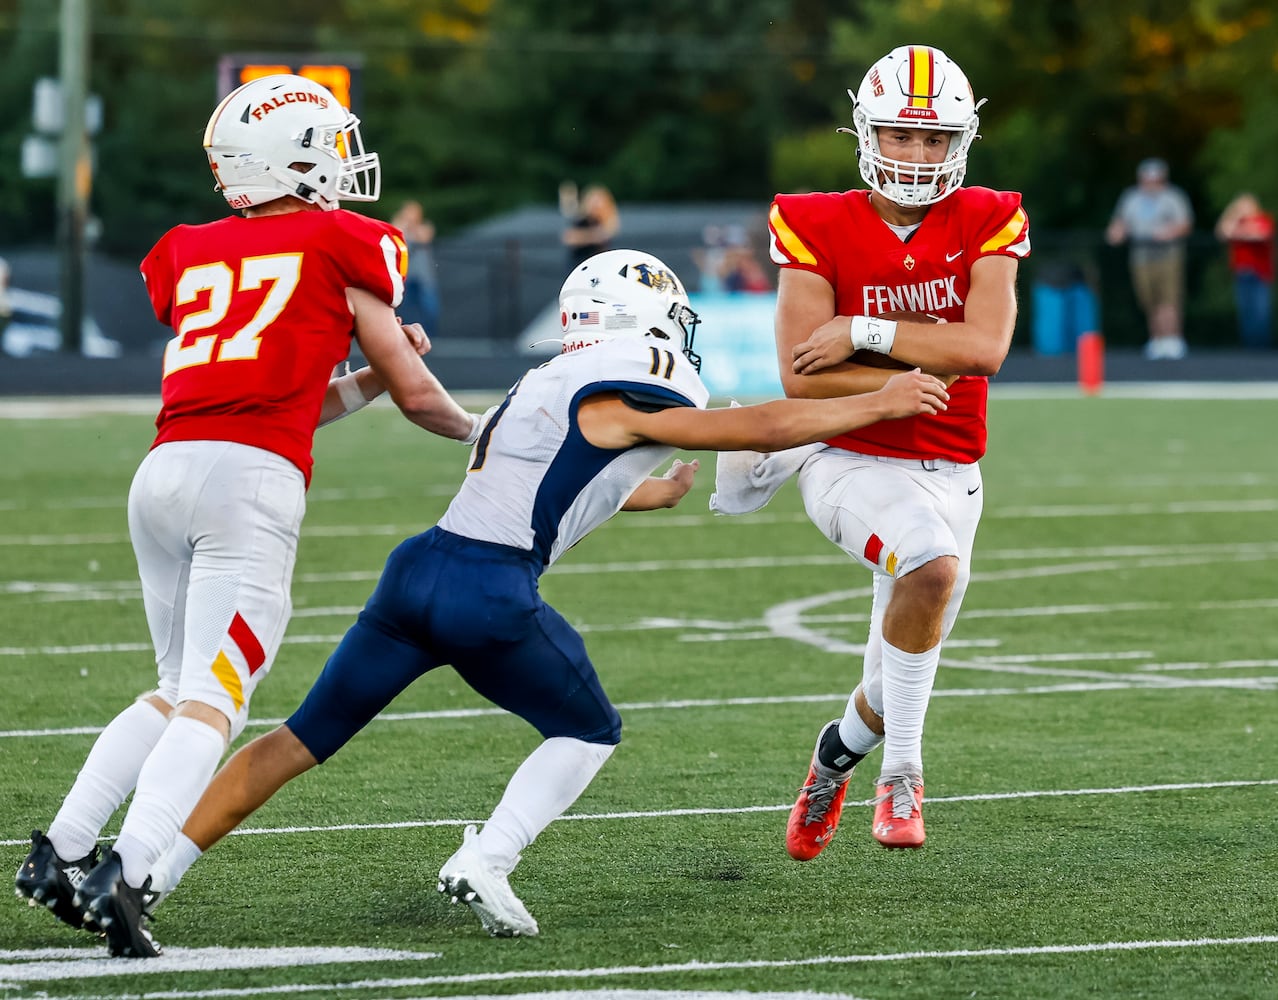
437, 825, 539, 938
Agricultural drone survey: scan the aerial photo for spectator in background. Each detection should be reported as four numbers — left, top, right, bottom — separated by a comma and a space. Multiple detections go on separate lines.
721, 228, 773, 294
559, 182, 620, 269
1104, 158, 1194, 360
1215, 192, 1274, 349
691, 225, 773, 294
692, 224, 729, 293
0, 257, 11, 342
391, 200, 441, 335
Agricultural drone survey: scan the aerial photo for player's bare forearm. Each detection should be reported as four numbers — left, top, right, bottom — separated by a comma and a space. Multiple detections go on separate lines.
630, 372, 947, 453
792, 315, 983, 378
318, 366, 385, 427
351, 288, 475, 440
780, 358, 901, 398
621, 459, 700, 510
391, 363, 478, 440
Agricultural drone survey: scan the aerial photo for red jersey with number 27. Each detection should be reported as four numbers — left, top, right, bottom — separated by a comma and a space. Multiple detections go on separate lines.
769, 186, 1030, 463
140, 209, 408, 486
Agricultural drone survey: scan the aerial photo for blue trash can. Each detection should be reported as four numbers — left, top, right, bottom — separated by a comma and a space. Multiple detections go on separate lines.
1031, 273, 1099, 355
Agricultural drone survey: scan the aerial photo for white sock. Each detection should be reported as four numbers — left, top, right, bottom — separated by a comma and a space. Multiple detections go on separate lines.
113, 716, 226, 887
47, 698, 170, 861
148, 832, 203, 900
476, 737, 615, 872
879, 639, 940, 778
837, 704, 884, 759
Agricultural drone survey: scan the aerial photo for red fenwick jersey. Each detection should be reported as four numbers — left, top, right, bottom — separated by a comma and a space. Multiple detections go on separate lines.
141, 210, 408, 486
769, 186, 1030, 463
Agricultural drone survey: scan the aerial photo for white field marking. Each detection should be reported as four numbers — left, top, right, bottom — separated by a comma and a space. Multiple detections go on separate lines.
1, 540, 1275, 594
941, 662, 1276, 691
1138, 659, 1278, 672
988, 380, 1278, 399
0, 682, 1185, 741
756, 552, 1276, 657
3, 472, 1272, 514
0, 390, 498, 419
656, 499, 1278, 529
5, 504, 1278, 549
0, 945, 437, 983
994, 498, 1278, 519
5, 779, 1274, 850
4, 384, 1273, 422
37, 938, 1278, 1000
0, 395, 162, 417
6, 546, 1273, 625
0, 484, 456, 513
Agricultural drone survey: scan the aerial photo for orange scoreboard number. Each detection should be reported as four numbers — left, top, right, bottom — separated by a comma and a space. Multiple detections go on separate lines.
217, 55, 361, 113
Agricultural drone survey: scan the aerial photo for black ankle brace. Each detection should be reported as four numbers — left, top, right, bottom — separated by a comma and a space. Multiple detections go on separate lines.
818, 722, 865, 772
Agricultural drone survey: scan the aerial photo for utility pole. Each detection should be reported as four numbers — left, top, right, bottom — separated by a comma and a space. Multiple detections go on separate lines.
58, 0, 90, 354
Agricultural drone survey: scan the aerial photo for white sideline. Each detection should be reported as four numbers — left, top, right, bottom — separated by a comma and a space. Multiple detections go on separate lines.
10, 936, 1276, 997
1, 382, 1277, 421
3, 778, 1275, 849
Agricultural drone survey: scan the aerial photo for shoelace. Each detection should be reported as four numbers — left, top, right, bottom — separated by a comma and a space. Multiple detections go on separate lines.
799, 772, 846, 824
875, 774, 921, 819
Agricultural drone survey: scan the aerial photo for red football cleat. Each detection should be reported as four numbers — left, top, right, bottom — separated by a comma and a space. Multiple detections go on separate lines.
872, 771, 925, 849
785, 722, 853, 861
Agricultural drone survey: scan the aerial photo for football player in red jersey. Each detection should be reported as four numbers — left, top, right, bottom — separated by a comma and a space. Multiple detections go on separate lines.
762, 45, 1030, 857
15, 74, 481, 956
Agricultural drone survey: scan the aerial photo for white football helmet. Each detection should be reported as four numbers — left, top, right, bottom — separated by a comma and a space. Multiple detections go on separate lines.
202, 74, 380, 211
840, 45, 983, 207
559, 249, 702, 371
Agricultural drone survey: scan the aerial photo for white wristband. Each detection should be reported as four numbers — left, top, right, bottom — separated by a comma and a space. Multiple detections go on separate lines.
461, 412, 483, 446
850, 315, 898, 354
334, 372, 369, 415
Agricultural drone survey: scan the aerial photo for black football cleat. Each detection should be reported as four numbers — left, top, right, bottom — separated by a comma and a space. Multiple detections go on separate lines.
73, 850, 162, 957
14, 829, 101, 930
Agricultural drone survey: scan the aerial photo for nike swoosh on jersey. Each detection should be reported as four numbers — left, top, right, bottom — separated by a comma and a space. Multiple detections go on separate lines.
946, 250, 963, 262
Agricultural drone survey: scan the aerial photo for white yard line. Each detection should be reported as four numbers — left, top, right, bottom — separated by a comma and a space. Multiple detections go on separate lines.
9, 935, 1276, 997
3, 778, 1276, 850
0, 946, 437, 983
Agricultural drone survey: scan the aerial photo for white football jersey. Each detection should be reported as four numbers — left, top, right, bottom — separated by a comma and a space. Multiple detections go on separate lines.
438, 338, 709, 567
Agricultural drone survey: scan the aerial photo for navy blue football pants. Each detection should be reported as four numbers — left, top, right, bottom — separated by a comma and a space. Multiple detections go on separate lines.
287, 528, 622, 762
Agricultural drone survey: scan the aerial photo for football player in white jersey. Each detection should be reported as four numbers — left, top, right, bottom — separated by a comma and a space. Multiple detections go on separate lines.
138, 249, 948, 945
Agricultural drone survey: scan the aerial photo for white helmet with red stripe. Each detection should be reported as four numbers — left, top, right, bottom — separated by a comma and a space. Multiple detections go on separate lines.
842, 45, 983, 207
203, 74, 380, 211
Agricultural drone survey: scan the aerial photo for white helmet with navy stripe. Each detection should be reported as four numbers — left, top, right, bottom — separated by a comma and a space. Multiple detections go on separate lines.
559, 249, 702, 372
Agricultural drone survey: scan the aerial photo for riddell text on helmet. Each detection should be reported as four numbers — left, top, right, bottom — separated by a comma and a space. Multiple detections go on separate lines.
250, 92, 330, 122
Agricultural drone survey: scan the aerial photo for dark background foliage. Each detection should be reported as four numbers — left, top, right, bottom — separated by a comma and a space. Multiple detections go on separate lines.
1, 0, 1274, 255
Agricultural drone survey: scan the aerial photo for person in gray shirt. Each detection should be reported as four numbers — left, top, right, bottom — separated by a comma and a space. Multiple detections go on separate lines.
1105, 157, 1194, 360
